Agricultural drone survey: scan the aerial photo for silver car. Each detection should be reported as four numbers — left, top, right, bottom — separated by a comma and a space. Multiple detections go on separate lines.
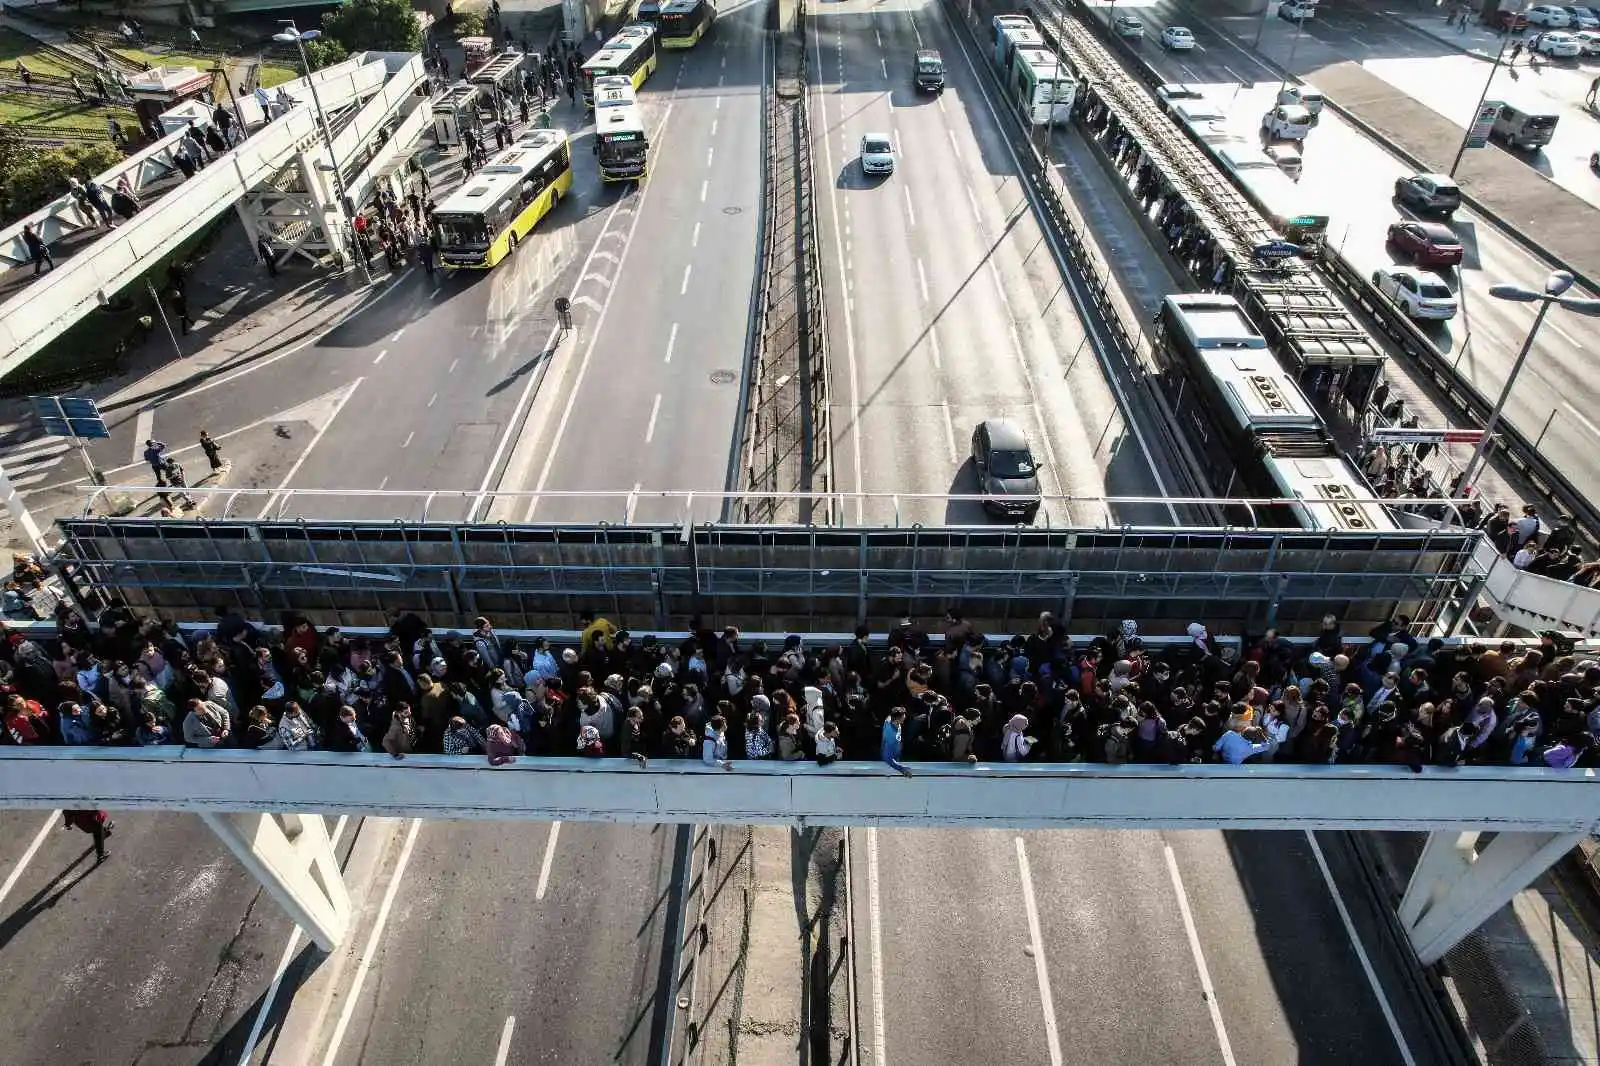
860, 133, 895, 176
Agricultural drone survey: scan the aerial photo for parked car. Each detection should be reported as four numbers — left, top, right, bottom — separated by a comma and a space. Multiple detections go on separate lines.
1114, 13, 1145, 37
1493, 7, 1529, 29
1533, 29, 1584, 53
1573, 27, 1600, 51
1276, 84, 1325, 116
1526, 4, 1572, 26
1394, 172, 1462, 216
971, 419, 1042, 521
1562, 4, 1600, 27
1387, 220, 1464, 269
1161, 25, 1197, 49
859, 133, 895, 175
1372, 266, 1460, 321
1279, 0, 1318, 21
1262, 103, 1314, 141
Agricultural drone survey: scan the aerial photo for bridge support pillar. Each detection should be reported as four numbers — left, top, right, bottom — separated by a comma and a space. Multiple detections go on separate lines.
1398, 829, 1581, 965
201, 811, 351, 951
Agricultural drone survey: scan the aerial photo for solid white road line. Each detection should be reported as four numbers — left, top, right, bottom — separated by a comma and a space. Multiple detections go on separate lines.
235, 816, 350, 1066
321, 817, 423, 1066
645, 394, 662, 443
867, 828, 888, 1066
665, 322, 678, 364
1163, 844, 1238, 1066
1014, 837, 1065, 1066
132, 407, 155, 464
1304, 831, 1419, 1066
493, 1015, 517, 1066
255, 379, 363, 519
536, 821, 562, 901
0, 813, 58, 913
814, 27, 865, 524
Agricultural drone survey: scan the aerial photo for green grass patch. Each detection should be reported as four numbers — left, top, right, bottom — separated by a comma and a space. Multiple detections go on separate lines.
111, 46, 222, 72
257, 62, 299, 88
0, 94, 135, 135
0, 28, 79, 78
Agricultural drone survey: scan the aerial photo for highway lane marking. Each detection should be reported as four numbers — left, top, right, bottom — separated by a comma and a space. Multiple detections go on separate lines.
646, 393, 662, 443
372, 348, 388, 365
1014, 837, 1064, 1066
903, 186, 916, 228
1305, 832, 1418, 1065
1164, 843, 1238, 1066
937, 93, 946, 112
132, 406, 155, 464
379, 476, 388, 489
965, 185, 982, 225
893, 128, 901, 153
1222, 64, 1244, 81
402, 431, 415, 448
880, 57, 888, 78
665, 322, 678, 364
867, 828, 888, 1066
947, 127, 961, 158
692, 221, 701, 248
707, 146, 715, 167
941, 402, 957, 461
711, 118, 719, 136
680, 264, 693, 295
448, 358, 459, 374
389, 328, 404, 342
876, 28, 883, 47
523, 102, 673, 520
700, 180, 709, 202
929, 326, 943, 370
718, 73, 725, 86
715, 95, 721, 109
1565, 403, 1600, 441
909, 10, 924, 47
536, 821, 561, 900
1550, 323, 1579, 346
988, 260, 1015, 317
254, 378, 363, 520
0, 813, 58, 913
427, 392, 437, 407
236, 816, 350, 1066
494, 1015, 517, 1066
916, 258, 930, 303
625, 482, 642, 523
815, 20, 865, 522
321, 818, 422, 1066
721, 54, 727, 68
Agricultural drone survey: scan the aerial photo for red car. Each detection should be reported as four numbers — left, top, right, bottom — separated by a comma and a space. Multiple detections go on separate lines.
1387, 220, 1464, 269
1494, 8, 1529, 30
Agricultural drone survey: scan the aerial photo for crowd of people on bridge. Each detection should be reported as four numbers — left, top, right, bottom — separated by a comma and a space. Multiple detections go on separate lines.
4, 603, 1600, 776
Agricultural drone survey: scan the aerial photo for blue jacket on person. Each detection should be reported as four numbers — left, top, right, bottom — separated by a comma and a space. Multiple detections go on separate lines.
881, 718, 908, 773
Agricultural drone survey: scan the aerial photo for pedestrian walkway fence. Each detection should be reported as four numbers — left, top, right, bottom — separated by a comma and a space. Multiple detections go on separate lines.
54, 488, 1486, 634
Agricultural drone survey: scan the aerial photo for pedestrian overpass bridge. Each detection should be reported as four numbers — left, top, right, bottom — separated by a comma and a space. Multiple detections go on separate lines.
0, 748, 1591, 970
0, 50, 432, 379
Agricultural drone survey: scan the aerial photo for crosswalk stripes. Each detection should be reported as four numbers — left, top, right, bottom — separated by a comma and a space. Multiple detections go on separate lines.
0, 430, 73, 491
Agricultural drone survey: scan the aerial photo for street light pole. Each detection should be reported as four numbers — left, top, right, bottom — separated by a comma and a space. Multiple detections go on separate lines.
1450, 28, 1515, 177
276, 22, 373, 285
1276, 14, 1307, 95
1253, 0, 1274, 48
1457, 270, 1600, 496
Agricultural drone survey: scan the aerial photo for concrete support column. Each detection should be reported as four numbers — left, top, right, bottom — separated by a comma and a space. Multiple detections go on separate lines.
201, 812, 351, 951
296, 149, 350, 260
1399, 829, 1582, 965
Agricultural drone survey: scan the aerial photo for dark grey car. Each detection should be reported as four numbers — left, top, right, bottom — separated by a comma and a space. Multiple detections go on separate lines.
971, 418, 1042, 521
1394, 172, 1461, 217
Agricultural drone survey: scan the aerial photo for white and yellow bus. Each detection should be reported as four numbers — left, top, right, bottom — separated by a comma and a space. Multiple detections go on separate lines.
581, 23, 658, 108
595, 92, 648, 181
659, 0, 716, 47
433, 128, 574, 269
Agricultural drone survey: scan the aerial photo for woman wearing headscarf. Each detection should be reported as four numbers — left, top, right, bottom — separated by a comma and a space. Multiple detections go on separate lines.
1001, 713, 1036, 762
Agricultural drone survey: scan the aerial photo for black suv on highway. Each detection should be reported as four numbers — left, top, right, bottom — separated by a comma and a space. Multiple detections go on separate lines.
915, 49, 945, 92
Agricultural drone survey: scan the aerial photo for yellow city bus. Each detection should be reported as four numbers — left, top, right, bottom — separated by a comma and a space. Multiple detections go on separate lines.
581, 23, 658, 108
659, 0, 716, 47
433, 128, 574, 269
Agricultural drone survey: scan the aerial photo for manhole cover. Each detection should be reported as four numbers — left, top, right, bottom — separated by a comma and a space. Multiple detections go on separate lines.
709, 370, 737, 384
722, 206, 742, 215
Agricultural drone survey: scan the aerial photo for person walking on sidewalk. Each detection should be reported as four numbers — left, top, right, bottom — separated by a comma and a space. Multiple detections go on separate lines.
161, 457, 195, 509
1587, 74, 1599, 107
143, 439, 168, 482
199, 431, 224, 473
170, 283, 195, 335
256, 235, 278, 277
63, 809, 114, 863
22, 224, 52, 276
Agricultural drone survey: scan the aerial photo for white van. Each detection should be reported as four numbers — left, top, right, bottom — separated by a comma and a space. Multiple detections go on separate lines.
1276, 84, 1325, 117
1262, 104, 1314, 142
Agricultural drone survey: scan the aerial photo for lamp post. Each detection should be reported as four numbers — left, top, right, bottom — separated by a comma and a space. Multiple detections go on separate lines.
1276, 12, 1308, 96
273, 21, 372, 284
1449, 28, 1516, 177
1456, 270, 1600, 496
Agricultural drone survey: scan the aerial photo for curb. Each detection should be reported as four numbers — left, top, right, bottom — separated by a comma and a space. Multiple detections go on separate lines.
1192, 6, 1600, 294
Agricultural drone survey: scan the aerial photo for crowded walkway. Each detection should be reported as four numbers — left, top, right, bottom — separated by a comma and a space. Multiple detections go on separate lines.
3, 604, 1597, 774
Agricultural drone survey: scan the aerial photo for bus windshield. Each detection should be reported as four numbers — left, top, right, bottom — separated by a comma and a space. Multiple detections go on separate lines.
599, 132, 647, 161
435, 214, 490, 249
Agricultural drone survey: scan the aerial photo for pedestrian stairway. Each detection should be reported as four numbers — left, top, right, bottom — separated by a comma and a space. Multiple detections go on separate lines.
0, 429, 72, 491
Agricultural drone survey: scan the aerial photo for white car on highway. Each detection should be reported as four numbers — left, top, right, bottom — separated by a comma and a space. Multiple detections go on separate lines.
1526, 4, 1572, 25
1161, 26, 1197, 49
1372, 266, 1459, 321
1534, 29, 1585, 54
859, 133, 895, 176
1114, 14, 1145, 37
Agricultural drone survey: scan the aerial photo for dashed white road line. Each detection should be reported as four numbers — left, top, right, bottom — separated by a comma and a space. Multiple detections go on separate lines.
427, 392, 437, 408
903, 186, 917, 228
691, 221, 701, 247
964, 184, 982, 224
645, 393, 662, 443
389, 328, 405, 342
711, 118, 718, 136
941, 402, 958, 462
706, 146, 715, 167
916, 258, 930, 303
493, 1015, 517, 1066
880, 56, 888, 77
448, 358, 459, 374
1164, 843, 1238, 1066
929, 327, 943, 371
402, 431, 415, 448
947, 127, 961, 157
680, 264, 693, 295
665, 322, 678, 364
536, 821, 561, 900
1015, 837, 1065, 1066
700, 180, 709, 202
876, 28, 883, 47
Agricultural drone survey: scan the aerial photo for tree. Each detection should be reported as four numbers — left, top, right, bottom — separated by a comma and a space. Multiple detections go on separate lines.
320, 0, 423, 54
302, 36, 350, 71
0, 141, 123, 225
451, 10, 486, 37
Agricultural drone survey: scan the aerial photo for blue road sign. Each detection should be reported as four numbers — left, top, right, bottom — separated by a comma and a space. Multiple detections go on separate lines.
30, 395, 110, 439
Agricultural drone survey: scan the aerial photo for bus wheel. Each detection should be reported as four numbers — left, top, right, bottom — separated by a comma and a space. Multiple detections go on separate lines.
507, 233, 519, 255
551, 189, 561, 208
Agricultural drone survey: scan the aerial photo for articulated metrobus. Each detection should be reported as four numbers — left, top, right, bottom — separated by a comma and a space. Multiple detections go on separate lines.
581, 23, 658, 108
992, 15, 1075, 126
659, 0, 716, 47
432, 128, 574, 269
593, 78, 649, 180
